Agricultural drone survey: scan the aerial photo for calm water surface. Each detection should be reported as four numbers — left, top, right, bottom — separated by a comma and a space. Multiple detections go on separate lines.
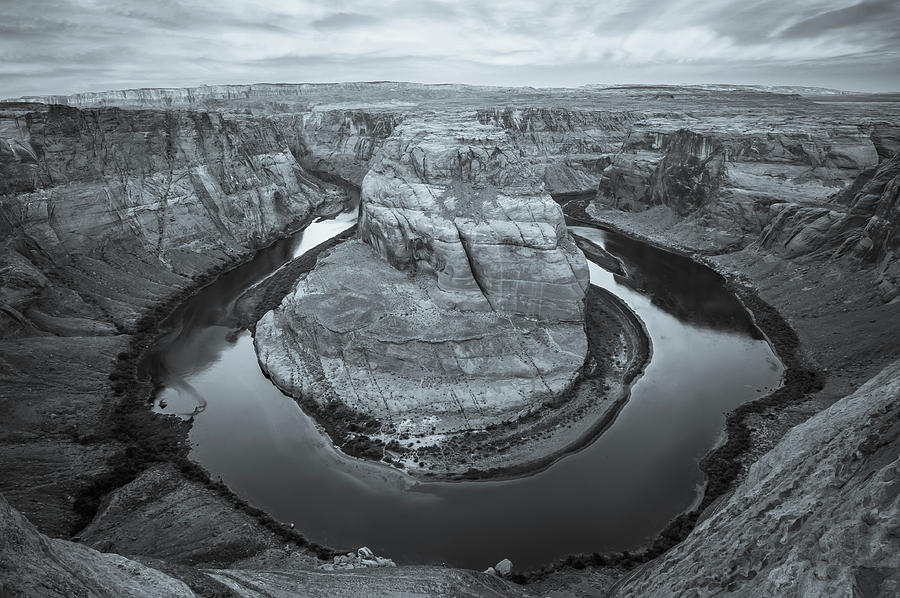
145, 217, 783, 570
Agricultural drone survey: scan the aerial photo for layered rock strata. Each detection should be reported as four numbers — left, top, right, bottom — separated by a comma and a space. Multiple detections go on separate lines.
257, 241, 587, 437
257, 112, 591, 457
0, 102, 350, 535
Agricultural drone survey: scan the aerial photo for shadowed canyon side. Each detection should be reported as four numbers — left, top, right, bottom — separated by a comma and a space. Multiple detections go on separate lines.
1, 84, 899, 597
0, 101, 355, 538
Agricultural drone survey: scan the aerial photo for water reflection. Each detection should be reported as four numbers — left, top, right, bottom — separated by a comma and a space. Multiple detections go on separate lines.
597, 230, 761, 337
144, 219, 784, 570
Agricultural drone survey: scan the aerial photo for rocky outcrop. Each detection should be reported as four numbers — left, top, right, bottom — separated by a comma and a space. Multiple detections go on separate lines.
360, 112, 589, 320
256, 111, 591, 466
760, 149, 900, 300
612, 359, 900, 597
256, 241, 586, 439
0, 492, 194, 597
78, 463, 319, 567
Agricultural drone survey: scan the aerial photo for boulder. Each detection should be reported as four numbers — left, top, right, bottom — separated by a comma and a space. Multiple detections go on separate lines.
495, 558, 513, 576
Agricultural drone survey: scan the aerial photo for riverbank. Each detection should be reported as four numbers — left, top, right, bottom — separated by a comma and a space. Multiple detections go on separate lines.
70, 205, 357, 567
514, 194, 849, 584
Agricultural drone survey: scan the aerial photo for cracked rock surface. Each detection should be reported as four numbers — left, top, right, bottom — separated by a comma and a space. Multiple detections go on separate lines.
256, 241, 586, 439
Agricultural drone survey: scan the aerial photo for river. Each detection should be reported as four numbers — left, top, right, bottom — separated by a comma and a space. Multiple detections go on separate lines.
144, 213, 783, 570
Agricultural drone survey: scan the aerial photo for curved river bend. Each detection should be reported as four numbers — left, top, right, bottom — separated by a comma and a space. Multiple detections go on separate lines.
144, 214, 783, 570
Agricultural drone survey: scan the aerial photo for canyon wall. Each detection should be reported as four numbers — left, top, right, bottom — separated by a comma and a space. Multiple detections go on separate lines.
612, 358, 900, 597
475, 107, 638, 193
587, 117, 900, 300
0, 103, 347, 332
0, 102, 348, 535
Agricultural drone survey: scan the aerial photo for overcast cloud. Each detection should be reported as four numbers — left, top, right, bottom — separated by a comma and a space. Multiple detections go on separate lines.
1, 0, 898, 97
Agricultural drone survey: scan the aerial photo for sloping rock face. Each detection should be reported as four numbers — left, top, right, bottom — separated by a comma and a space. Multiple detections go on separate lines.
475, 108, 638, 193
0, 102, 349, 535
257, 112, 590, 452
289, 109, 400, 185
612, 359, 900, 597
77, 464, 318, 567
760, 148, 900, 300
589, 117, 900, 299
257, 241, 586, 438
360, 113, 589, 319
0, 493, 194, 597
0, 102, 346, 331
594, 124, 879, 221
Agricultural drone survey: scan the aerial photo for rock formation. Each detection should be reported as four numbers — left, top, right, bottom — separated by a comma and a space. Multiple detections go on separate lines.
359, 113, 589, 319
257, 241, 586, 437
256, 111, 590, 457
0, 492, 194, 597
760, 148, 900, 300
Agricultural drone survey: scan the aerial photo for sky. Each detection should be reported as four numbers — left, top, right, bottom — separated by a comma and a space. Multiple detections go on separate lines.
1, 0, 899, 97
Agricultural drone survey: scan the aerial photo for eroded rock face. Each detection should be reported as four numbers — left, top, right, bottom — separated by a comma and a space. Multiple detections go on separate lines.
595, 125, 878, 220
0, 102, 350, 535
290, 109, 400, 186
0, 103, 347, 332
612, 359, 900, 598
475, 107, 638, 193
760, 149, 900, 300
256, 241, 586, 438
360, 113, 589, 320
257, 112, 590, 451
0, 493, 194, 597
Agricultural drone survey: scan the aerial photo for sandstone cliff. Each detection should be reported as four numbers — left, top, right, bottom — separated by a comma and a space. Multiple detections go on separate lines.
256, 110, 592, 469
0, 102, 347, 332
359, 112, 589, 319
590, 117, 900, 300
760, 148, 900, 301
0, 102, 349, 536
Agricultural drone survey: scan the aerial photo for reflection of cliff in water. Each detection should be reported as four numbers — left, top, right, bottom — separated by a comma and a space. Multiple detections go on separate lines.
602, 230, 762, 338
